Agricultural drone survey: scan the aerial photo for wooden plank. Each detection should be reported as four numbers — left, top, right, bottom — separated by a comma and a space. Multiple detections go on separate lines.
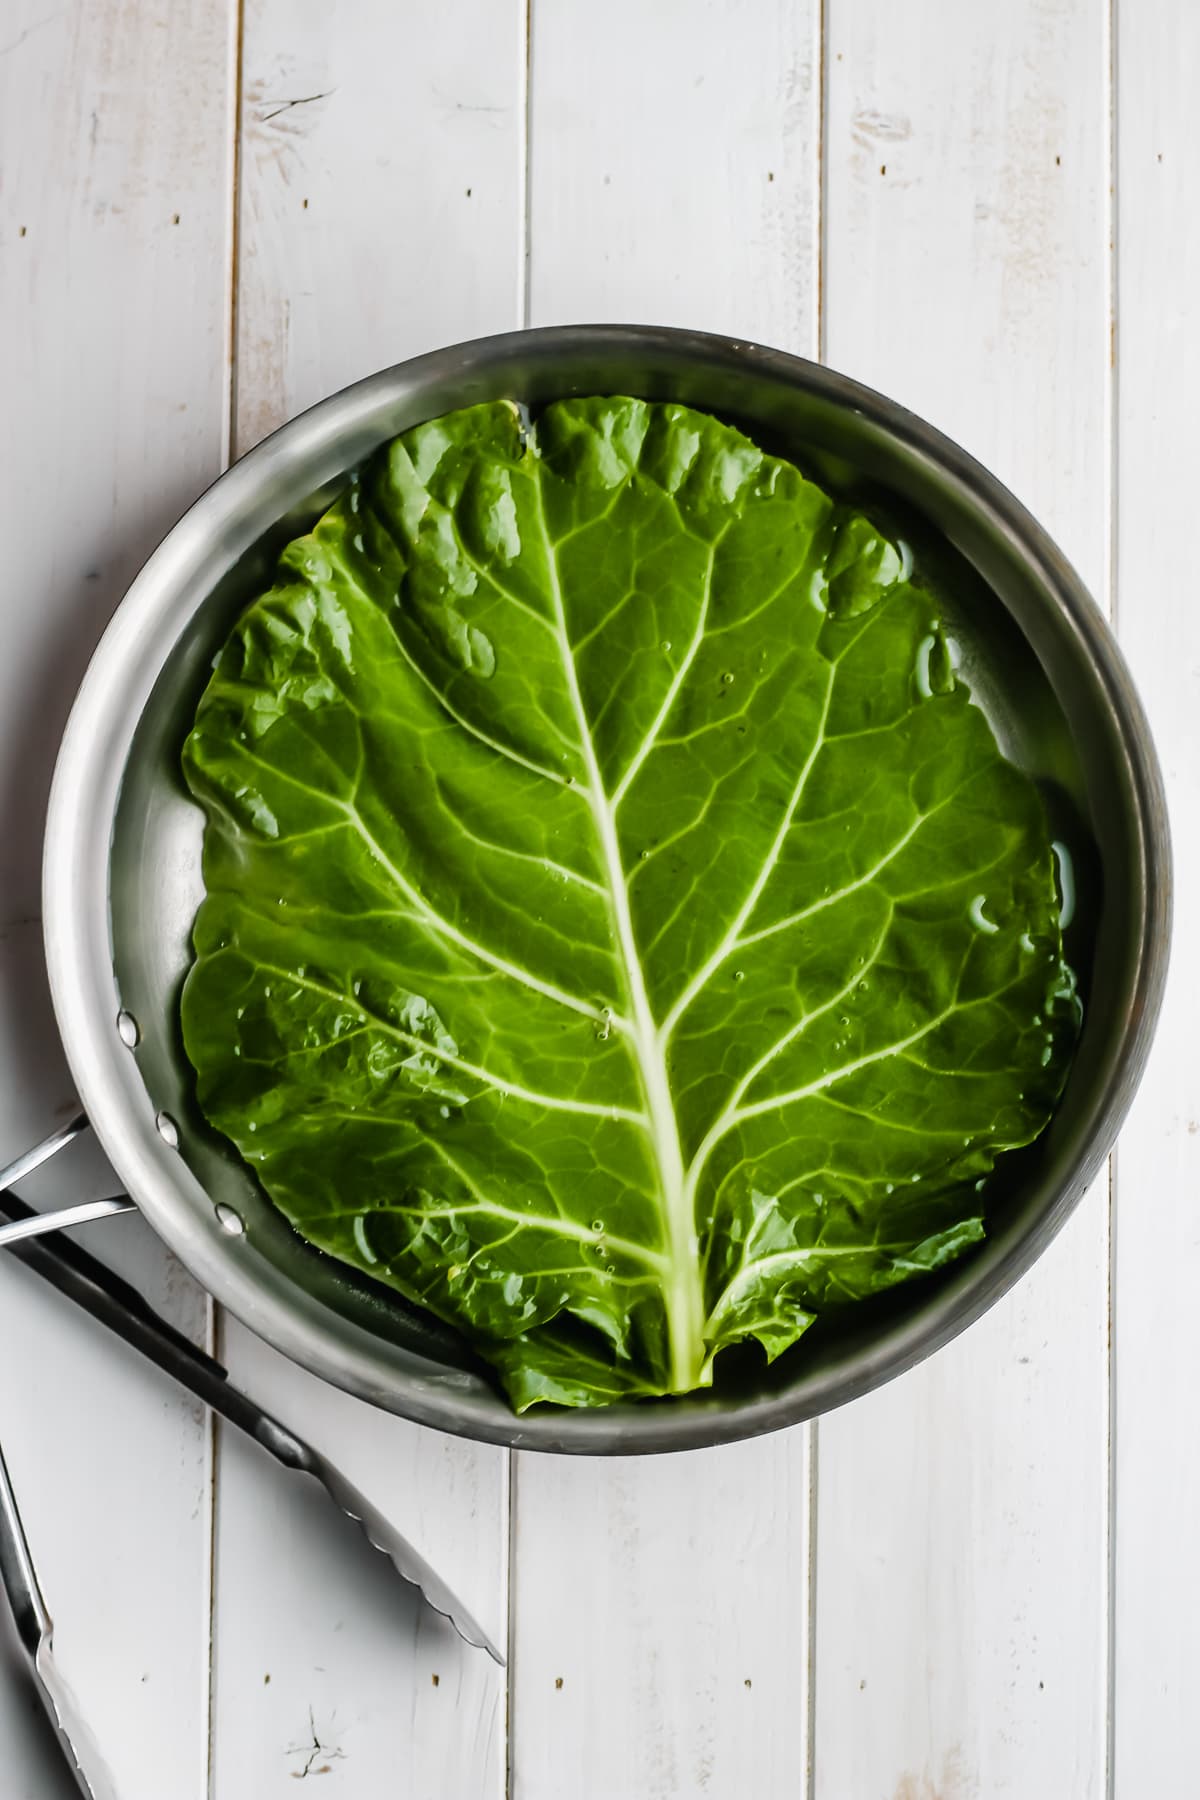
207, 1332, 507, 1798
234, 0, 527, 455
526, 0, 819, 340
511, 6, 821, 1796
1110, 4, 1200, 1789
0, 926, 215, 1800
814, 4, 1113, 1794
0, 2, 235, 1793
511, 1439, 813, 1800
207, 6, 525, 1794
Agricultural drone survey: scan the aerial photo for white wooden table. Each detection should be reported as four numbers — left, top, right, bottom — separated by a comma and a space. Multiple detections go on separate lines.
0, 3, 1191, 1794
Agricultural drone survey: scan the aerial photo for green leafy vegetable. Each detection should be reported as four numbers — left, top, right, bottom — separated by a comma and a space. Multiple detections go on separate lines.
181, 397, 1080, 1410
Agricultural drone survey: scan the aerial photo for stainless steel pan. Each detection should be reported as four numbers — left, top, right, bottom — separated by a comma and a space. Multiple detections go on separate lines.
35, 325, 1170, 1453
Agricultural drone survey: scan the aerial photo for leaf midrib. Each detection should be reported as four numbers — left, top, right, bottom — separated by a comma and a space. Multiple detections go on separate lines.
530, 465, 706, 1395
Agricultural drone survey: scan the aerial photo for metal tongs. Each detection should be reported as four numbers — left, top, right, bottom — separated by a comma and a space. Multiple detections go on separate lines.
0, 1439, 116, 1798
0, 1131, 500, 1800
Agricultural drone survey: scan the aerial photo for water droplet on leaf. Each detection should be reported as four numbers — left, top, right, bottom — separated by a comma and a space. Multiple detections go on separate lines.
1051, 839, 1076, 929
914, 628, 955, 698
969, 894, 999, 934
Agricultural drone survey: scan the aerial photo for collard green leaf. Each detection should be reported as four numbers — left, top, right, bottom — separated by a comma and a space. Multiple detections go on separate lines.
181, 397, 1081, 1410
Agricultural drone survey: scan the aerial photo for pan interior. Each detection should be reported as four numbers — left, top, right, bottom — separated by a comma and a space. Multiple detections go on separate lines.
100, 337, 1140, 1448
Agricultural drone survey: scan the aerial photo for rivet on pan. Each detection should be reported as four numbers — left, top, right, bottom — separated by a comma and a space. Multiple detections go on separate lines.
116, 1009, 140, 1048
155, 1111, 180, 1149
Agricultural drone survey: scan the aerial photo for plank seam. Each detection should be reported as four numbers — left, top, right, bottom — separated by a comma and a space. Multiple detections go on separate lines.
505, 1452, 519, 1800
225, 0, 247, 467
508, 8, 532, 1795
805, 1419, 820, 1800
1104, 3, 1120, 1793
209, 3, 245, 1788
204, 1322, 221, 1800
807, 3, 827, 1790
519, 0, 533, 330
816, 0, 828, 367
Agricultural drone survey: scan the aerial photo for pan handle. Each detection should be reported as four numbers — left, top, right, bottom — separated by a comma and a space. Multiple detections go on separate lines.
0, 1114, 90, 1197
